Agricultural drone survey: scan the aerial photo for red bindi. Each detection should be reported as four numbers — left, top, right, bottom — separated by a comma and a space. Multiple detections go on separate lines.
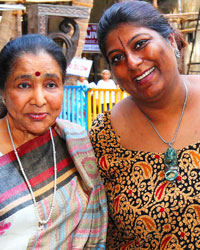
35, 71, 41, 77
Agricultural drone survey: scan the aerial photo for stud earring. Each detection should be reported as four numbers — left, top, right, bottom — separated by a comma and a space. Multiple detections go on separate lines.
2, 98, 6, 105
175, 48, 181, 59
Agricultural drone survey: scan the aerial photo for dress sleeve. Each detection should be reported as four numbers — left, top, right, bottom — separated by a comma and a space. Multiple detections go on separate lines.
90, 113, 125, 249
89, 113, 113, 187
89, 113, 105, 159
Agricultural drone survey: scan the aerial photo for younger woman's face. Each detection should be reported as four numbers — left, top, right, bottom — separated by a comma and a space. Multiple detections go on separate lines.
2, 51, 63, 136
105, 23, 178, 103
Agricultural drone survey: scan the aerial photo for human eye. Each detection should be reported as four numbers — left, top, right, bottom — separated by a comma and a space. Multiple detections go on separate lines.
135, 39, 149, 50
110, 54, 124, 65
46, 81, 57, 88
18, 82, 30, 88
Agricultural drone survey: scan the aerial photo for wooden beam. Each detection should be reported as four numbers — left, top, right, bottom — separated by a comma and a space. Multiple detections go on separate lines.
26, 0, 71, 2
165, 12, 198, 20
181, 27, 200, 33
0, 0, 72, 2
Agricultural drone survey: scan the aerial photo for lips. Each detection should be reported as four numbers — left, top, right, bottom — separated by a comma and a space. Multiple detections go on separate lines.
136, 67, 155, 82
28, 113, 47, 120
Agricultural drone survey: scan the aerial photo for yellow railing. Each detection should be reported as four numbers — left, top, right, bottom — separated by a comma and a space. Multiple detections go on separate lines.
87, 88, 128, 128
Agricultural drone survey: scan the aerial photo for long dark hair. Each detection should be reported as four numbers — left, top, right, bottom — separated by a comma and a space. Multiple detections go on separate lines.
97, 0, 186, 64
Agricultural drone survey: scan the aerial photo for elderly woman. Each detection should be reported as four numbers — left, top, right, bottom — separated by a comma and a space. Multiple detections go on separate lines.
89, 0, 200, 249
96, 69, 117, 110
0, 34, 107, 250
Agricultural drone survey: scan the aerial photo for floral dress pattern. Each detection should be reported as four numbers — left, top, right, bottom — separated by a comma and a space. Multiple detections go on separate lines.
89, 111, 200, 250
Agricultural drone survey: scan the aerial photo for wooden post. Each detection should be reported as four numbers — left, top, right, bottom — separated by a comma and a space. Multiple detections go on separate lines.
72, 0, 94, 57
0, 11, 15, 50
153, 0, 158, 9
13, 10, 23, 37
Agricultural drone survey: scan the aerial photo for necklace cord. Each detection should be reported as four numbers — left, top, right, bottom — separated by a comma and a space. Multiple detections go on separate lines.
6, 118, 57, 226
142, 80, 188, 147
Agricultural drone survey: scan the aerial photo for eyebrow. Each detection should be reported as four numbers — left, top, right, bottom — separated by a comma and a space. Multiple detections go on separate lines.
14, 74, 32, 81
107, 49, 121, 58
107, 33, 149, 58
127, 33, 143, 46
45, 73, 60, 80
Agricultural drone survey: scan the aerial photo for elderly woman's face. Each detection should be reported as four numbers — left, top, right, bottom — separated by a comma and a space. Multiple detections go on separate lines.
105, 23, 178, 103
2, 51, 63, 135
102, 71, 111, 80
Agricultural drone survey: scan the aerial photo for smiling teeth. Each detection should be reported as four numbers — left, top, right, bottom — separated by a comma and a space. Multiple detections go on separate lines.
136, 67, 155, 81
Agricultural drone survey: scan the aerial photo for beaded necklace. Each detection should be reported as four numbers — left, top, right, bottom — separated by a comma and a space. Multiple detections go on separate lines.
6, 117, 57, 229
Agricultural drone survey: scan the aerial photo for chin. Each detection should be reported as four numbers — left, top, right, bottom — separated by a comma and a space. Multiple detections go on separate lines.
26, 125, 51, 136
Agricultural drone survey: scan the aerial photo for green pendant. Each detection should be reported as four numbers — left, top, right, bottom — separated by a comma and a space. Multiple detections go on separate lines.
164, 147, 179, 181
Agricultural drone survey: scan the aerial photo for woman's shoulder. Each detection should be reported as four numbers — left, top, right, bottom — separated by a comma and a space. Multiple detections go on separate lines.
186, 74, 200, 80
89, 112, 114, 147
89, 111, 111, 134
89, 98, 134, 140
184, 75, 200, 97
111, 96, 135, 117
185, 74, 200, 86
96, 79, 103, 85
89, 111, 120, 157
55, 119, 87, 139
109, 79, 116, 85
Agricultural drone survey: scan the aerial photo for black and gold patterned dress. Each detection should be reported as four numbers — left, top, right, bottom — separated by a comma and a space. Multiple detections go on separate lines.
89, 111, 200, 250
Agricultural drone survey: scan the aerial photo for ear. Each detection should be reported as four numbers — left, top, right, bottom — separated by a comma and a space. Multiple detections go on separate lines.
168, 33, 178, 50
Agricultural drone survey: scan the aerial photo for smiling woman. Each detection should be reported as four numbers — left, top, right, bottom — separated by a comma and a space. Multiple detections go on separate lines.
0, 34, 107, 249
89, 0, 200, 249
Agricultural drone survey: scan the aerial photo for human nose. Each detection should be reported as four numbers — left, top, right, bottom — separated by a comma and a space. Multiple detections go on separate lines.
127, 53, 143, 70
30, 86, 46, 106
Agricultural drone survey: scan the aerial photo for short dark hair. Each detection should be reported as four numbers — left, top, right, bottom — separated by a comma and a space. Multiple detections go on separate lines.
97, 0, 184, 64
0, 34, 67, 90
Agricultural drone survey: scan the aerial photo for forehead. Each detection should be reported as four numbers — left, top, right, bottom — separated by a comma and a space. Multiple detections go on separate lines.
4, 51, 63, 86
105, 24, 160, 48
13, 51, 59, 72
